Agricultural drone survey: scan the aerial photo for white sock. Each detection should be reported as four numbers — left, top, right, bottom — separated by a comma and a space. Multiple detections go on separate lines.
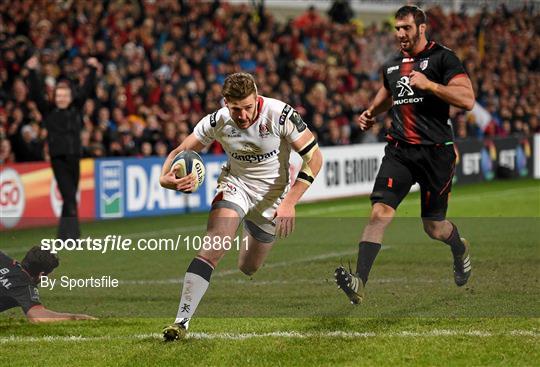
174, 257, 214, 326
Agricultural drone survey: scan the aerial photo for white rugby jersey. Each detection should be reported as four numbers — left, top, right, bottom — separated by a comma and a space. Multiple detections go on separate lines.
194, 96, 306, 190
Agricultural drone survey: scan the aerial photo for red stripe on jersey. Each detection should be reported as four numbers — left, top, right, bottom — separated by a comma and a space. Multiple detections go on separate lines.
448, 73, 467, 83
252, 96, 264, 123
387, 178, 393, 188
400, 62, 422, 144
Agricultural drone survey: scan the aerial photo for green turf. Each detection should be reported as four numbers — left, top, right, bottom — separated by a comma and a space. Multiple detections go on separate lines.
1, 178, 539, 366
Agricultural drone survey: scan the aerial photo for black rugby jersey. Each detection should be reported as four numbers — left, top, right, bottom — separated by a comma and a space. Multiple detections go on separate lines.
382, 41, 467, 145
0, 251, 42, 313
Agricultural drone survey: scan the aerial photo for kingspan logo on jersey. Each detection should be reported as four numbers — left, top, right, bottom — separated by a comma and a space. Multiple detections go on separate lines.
394, 76, 424, 106
231, 150, 278, 163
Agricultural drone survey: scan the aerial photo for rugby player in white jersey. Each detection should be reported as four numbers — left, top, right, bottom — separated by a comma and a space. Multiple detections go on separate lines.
159, 73, 323, 341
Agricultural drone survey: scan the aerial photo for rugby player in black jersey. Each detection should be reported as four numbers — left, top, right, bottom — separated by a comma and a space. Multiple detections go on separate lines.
335, 5, 475, 304
1, 247, 96, 322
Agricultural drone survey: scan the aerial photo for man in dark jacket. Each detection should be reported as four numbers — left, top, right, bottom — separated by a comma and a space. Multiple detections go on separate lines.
26, 56, 100, 240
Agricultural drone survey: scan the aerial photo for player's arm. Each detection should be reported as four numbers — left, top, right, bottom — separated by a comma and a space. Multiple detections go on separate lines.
422, 73, 475, 111
26, 305, 97, 323
358, 86, 392, 131
369, 86, 393, 116
159, 133, 206, 191
275, 130, 323, 238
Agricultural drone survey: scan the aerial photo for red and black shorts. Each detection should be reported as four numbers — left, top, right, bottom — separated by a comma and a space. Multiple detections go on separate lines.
370, 141, 456, 221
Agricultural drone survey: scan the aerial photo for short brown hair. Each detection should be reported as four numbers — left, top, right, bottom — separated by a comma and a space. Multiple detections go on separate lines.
21, 246, 59, 277
222, 72, 257, 101
395, 5, 427, 27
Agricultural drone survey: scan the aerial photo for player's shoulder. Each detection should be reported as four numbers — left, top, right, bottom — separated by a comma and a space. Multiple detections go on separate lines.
0, 251, 13, 265
260, 96, 289, 114
430, 41, 459, 58
205, 105, 231, 128
381, 52, 403, 76
0, 261, 32, 287
260, 96, 293, 125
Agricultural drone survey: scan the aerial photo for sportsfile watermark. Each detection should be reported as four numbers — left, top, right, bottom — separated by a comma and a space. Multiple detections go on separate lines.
40, 235, 249, 254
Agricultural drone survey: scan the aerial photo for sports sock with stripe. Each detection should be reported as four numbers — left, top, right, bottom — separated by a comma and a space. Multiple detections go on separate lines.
356, 241, 382, 285
444, 223, 465, 257
174, 256, 214, 325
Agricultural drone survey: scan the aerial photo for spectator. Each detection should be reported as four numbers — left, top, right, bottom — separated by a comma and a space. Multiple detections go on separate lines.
25, 55, 100, 240
328, 0, 354, 24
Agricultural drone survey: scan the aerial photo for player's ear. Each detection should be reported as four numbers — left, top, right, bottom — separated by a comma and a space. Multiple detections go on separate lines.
419, 23, 426, 35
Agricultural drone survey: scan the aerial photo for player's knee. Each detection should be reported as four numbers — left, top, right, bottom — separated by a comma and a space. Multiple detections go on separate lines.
370, 204, 395, 225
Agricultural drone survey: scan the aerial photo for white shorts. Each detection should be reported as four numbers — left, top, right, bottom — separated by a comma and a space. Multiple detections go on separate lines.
211, 172, 287, 243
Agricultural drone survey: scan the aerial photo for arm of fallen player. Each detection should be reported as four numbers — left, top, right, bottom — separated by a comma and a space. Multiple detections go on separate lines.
26, 306, 98, 323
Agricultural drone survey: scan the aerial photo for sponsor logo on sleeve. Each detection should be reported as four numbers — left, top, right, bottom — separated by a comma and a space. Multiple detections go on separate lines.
279, 105, 292, 125
210, 112, 217, 127
290, 110, 307, 132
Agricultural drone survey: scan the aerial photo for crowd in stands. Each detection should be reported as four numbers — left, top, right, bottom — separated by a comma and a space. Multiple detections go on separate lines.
1, 0, 538, 163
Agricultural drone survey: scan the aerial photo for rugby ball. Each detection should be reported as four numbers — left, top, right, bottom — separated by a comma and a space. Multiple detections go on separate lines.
170, 150, 205, 193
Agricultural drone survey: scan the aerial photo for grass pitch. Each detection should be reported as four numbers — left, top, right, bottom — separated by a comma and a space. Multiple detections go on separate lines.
1, 179, 539, 366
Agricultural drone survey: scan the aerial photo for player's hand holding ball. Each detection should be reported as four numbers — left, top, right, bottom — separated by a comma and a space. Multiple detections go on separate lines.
358, 109, 375, 131
162, 150, 205, 193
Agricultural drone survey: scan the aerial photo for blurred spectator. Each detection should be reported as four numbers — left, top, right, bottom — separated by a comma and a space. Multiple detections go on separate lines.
0, 138, 15, 164
328, 0, 354, 24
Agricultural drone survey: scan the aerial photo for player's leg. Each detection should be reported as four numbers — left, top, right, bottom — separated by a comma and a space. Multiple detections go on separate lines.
356, 202, 395, 280
164, 206, 242, 341
419, 144, 471, 286
336, 144, 413, 304
422, 217, 471, 286
165, 179, 248, 341
237, 220, 275, 276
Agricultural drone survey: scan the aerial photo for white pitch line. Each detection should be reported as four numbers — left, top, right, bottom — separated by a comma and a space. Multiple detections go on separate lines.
121, 275, 445, 286
1, 329, 538, 344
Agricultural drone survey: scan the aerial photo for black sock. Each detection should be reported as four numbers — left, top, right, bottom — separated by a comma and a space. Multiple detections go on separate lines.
356, 241, 381, 285
444, 223, 465, 257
